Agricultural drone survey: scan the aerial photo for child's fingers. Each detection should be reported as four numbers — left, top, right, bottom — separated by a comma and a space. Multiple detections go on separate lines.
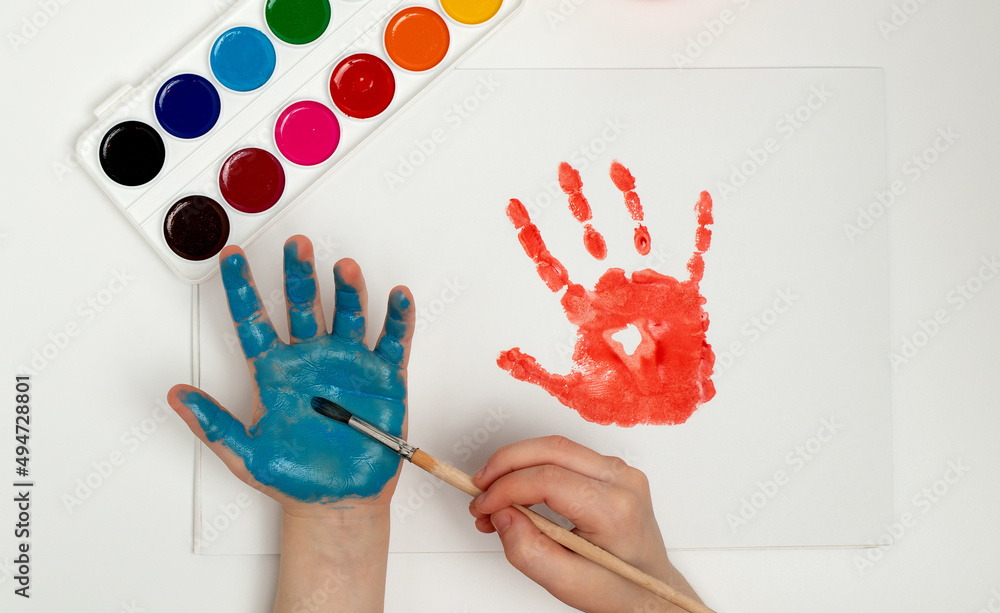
219, 246, 282, 360
283, 236, 326, 342
331, 258, 369, 342
474, 515, 494, 534
475, 465, 642, 540
491, 508, 582, 589
475, 465, 594, 521
167, 384, 253, 480
373, 287, 415, 369
474, 435, 638, 491
490, 508, 641, 611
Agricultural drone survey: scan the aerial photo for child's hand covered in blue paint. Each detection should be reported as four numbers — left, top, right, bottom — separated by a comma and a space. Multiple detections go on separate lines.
168, 235, 415, 512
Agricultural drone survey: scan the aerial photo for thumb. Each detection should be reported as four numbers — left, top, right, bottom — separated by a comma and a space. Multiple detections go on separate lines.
167, 384, 254, 478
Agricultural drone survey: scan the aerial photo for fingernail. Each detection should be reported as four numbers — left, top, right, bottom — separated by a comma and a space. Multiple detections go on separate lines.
473, 494, 485, 508
491, 512, 511, 535
473, 465, 486, 481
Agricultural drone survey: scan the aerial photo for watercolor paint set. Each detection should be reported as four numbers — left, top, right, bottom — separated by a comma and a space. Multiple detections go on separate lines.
76, 0, 521, 282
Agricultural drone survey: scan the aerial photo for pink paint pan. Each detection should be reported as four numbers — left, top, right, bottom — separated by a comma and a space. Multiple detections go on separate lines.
76, 0, 523, 283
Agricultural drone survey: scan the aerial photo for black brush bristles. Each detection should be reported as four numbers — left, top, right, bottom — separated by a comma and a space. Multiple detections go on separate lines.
311, 397, 353, 424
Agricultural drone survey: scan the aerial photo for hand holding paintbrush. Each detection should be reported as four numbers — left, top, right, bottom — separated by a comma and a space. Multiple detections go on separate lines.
313, 397, 715, 613
168, 235, 711, 613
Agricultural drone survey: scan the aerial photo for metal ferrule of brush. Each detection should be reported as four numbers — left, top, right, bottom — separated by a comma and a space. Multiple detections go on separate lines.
347, 416, 417, 461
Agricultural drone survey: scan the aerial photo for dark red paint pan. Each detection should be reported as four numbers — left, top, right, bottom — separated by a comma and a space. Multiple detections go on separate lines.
219, 148, 286, 213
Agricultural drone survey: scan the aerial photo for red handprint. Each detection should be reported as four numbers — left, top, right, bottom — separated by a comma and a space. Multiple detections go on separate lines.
498, 162, 715, 426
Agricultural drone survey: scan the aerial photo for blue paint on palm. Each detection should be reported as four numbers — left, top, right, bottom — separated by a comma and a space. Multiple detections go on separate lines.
181, 249, 411, 504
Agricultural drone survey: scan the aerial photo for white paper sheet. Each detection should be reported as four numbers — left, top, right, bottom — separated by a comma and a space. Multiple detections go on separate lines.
197, 67, 891, 553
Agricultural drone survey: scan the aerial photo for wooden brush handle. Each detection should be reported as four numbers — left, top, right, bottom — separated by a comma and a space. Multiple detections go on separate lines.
412, 449, 485, 497
409, 449, 717, 613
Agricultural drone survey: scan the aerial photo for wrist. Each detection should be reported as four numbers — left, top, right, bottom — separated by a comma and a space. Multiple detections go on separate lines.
273, 505, 391, 613
282, 500, 392, 524
616, 545, 702, 613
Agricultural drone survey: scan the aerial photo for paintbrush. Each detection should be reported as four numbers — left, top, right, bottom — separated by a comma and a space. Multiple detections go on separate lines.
311, 396, 716, 613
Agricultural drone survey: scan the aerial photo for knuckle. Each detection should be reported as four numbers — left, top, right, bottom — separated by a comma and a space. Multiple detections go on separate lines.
603, 454, 650, 492
492, 442, 517, 463
607, 455, 629, 472
627, 467, 651, 493
603, 455, 630, 481
606, 490, 643, 523
545, 435, 575, 453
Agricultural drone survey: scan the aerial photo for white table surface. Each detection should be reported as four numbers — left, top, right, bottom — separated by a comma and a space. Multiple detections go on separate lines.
1, 0, 998, 611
